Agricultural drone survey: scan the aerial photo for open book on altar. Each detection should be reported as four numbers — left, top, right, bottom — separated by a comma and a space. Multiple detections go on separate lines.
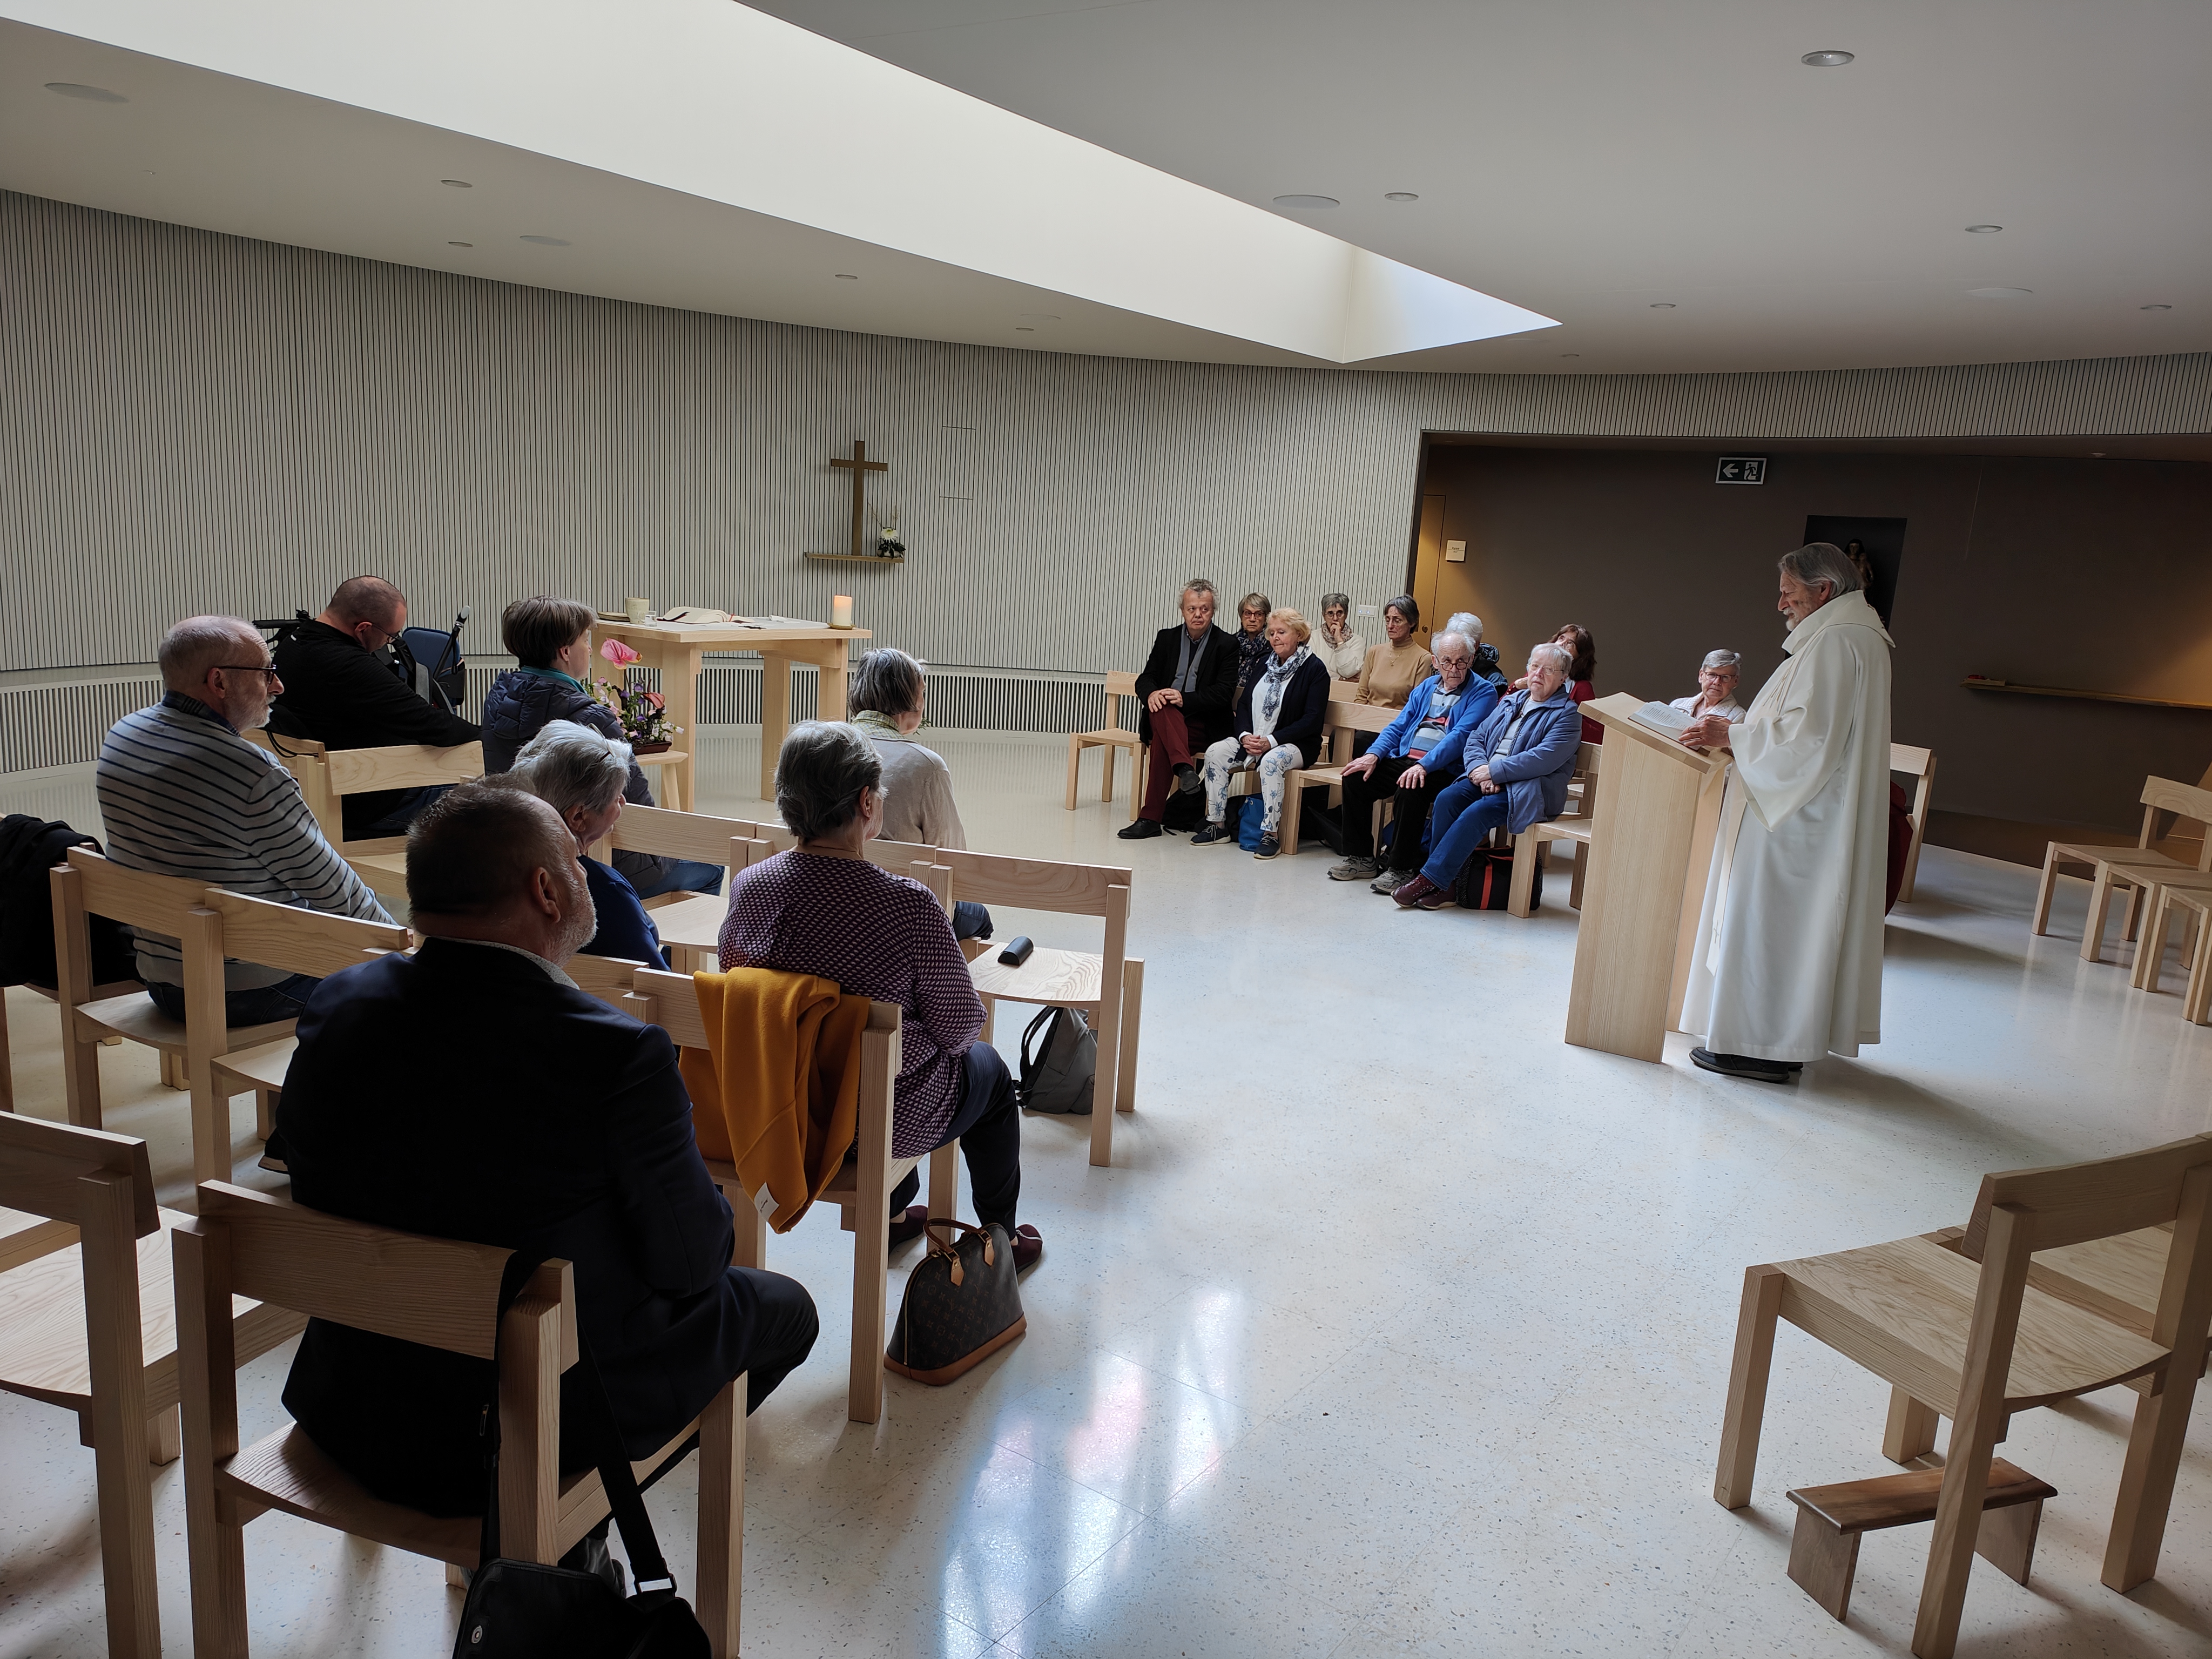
1626, 700, 1696, 739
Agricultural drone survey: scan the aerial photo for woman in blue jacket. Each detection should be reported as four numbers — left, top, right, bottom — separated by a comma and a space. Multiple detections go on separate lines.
502, 720, 670, 966
1393, 642, 1583, 910
1191, 609, 1332, 859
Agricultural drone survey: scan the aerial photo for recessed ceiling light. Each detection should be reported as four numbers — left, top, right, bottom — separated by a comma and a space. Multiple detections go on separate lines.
440, 179, 473, 189
1560, 353, 1580, 359
1272, 194, 1339, 210
1016, 327, 1036, 333
519, 235, 570, 246
1649, 302, 1676, 309
44, 82, 128, 103
1800, 50, 1854, 67
1018, 313, 1061, 321
2142, 304, 2173, 311
834, 273, 859, 280
448, 241, 473, 248
1966, 286, 2033, 299
2091, 452, 2106, 457
1384, 192, 1419, 203
1964, 224, 2002, 233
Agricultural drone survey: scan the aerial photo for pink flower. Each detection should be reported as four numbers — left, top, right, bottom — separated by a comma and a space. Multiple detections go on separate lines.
601, 638, 640, 666
644, 691, 665, 711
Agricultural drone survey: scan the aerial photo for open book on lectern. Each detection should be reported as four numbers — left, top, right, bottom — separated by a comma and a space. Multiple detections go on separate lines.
1626, 701, 1695, 739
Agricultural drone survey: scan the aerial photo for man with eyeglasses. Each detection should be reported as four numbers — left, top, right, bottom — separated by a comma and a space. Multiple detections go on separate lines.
95, 616, 392, 1041
272, 576, 480, 839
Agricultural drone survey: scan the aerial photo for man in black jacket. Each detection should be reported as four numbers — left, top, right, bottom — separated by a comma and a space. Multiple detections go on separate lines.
272, 576, 481, 839
278, 784, 818, 1520
1120, 578, 1239, 840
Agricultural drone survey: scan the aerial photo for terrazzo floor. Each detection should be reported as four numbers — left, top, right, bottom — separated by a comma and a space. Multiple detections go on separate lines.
3, 725, 2210, 1657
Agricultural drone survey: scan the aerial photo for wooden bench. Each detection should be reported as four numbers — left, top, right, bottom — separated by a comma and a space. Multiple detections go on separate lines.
2033, 774, 2212, 962
1279, 687, 1400, 856
1508, 742, 1602, 917
1066, 671, 1144, 812
268, 734, 484, 891
1785, 1459, 2054, 1622
2137, 886, 2212, 1021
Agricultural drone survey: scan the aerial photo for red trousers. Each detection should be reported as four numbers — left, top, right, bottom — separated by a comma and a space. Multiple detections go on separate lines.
1139, 704, 1210, 821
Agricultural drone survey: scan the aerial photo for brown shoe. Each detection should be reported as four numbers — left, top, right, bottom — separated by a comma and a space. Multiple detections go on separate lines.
888, 1204, 931, 1246
1010, 1224, 1043, 1273
1392, 873, 1442, 909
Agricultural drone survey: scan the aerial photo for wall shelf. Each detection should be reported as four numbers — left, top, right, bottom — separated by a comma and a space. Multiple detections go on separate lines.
1963, 676, 2212, 714
804, 552, 904, 565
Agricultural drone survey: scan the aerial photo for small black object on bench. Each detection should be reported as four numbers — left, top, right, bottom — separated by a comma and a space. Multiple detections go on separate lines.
997, 936, 1035, 967
1784, 1459, 2056, 1623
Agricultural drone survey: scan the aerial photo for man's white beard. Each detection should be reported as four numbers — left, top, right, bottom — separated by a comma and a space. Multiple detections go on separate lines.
554, 893, 597, 963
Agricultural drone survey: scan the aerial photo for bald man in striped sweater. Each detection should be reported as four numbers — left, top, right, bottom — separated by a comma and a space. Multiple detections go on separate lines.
95, 616, 392, 1031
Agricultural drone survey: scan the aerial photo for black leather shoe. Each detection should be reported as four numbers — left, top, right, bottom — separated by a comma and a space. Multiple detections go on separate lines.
1118, 818, 1163, 839
1174, 763, 1204, 796
1691, 1048, 1793, 1084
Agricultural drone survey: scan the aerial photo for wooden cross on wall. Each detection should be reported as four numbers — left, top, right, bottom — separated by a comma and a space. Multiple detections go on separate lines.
829, 438, 888, 557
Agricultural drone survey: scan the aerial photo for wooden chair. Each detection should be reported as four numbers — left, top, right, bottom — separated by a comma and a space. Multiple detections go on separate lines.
0, 1117, 303, 1659
175, 1181, 744, 1657
622, 967, 941, 1424
193, 893, 414, 1158
948, 849, 1139, 1169
2133, 883, 2212, 1019
2032, 775, 2212, 963
1065, 671, 1144, 811
1890, 743, 1938, 903
597, 803, 753, 897
275, 736, 484, 889
1279, 698, 1399, 856
1508, 742, 1602, 918
1715, 1134, 2212, 1658
51, 848, 295, 1185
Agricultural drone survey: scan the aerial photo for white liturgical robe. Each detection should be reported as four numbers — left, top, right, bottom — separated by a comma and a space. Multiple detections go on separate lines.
1681, 589, 1894, 1062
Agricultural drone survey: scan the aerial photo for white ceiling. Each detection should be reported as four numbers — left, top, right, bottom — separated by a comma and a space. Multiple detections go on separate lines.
754, 0, 2212, 375
3, 0, 2207, 376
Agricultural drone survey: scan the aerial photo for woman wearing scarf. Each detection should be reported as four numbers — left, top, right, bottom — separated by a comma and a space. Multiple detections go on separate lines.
1312, 592, 1368, 680
1191, 609, 1331, 859
846, 646, 993, 941
1230, 590, 1274, 707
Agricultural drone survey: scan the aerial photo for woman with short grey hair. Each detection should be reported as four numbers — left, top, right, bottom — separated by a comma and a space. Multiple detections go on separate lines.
1670, 648, 1748, 725
1441, 610, 1507, 688
507, 720, 671, 965
846, 648, 992, 939
1312, 592, 1366, 680
719, 721, 1042, 1270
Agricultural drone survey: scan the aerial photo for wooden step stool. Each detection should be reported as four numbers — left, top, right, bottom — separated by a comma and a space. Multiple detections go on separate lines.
1784, 1459, 2056, 1622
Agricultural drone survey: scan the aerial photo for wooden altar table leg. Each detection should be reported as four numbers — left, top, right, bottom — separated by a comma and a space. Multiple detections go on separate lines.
758, 651, 792, 804
651, 645, 704, 817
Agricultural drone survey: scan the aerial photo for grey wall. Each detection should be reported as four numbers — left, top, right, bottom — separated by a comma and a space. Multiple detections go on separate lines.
1424, 446, 2212, 828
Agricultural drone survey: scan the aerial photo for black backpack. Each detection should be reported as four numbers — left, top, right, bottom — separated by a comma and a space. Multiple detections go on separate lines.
1016, 1006, 1096, 1115
0, 815, 140, 989
1454, 845, 1541, 911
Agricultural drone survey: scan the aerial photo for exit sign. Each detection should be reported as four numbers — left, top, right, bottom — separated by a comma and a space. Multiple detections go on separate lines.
1716, 456, 1768, 484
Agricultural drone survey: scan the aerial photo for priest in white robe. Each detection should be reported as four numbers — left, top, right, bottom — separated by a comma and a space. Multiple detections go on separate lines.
1678, 543, 1894, 1083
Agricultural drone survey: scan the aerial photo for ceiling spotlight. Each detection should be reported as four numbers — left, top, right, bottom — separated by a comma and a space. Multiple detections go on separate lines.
1018, 313, 1061, 321
834, 273, 859, 280
440, 179, 473, 189
1016, 327, 1036, 333
1272, 194, 1340, 210
1649, 302, 1676, 309
1560, 353, 1581, 359
1800, 50, 1854, 67
2142, 303, 2173, 311
1964, 224, 2002, 233
1384, 192, 1419, 203
44, 82, 128, 103
1966, 286, 2033, 299
2092, 452, 2106, 458
519, 234, 570, 246
447, 241, 473, 248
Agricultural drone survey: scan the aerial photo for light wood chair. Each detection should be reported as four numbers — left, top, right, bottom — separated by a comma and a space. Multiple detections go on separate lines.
1715, 1134, 2212, 1659
948, 849, 1139, 1169
1065, 671, 1144, 811
2032, 775, 2212, 963
596, 803, 754, 898
622, 967, 940, 1424
2133, 883, 2212, 1018
274, 736, 484, 890
1890, 742, 1939, 903
51, 849, 295, 1185
1508, 741, 1602, 918
175, 1181, 745, 1657
1279, 698, 1400, 856
0, 1117, 303, 1659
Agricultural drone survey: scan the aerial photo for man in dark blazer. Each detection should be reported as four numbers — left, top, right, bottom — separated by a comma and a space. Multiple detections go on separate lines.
278, 784, 818, 1521
1120, 578, 1239, 839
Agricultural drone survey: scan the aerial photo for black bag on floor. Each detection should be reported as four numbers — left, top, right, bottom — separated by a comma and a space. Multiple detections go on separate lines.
1159, 784, 1205, 832
0, 815, 139, 990
454, 1262, 710, 1659
886, 1219, 1027, 1385
1455, 847, 1539, 911
1017, 1006, 1096, 1115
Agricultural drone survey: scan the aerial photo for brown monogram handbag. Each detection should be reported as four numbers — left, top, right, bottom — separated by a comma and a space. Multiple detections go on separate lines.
885, 1219, 1027, 1384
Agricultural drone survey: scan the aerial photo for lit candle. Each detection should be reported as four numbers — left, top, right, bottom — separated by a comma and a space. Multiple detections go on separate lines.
831, 595, 854, 629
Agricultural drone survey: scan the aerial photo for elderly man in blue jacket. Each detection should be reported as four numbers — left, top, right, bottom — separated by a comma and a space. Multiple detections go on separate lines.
1393, 640, 1583, 910
1330, 626, 1499, 892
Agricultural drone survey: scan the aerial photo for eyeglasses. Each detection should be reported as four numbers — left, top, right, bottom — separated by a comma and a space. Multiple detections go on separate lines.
216, 664, 281, 684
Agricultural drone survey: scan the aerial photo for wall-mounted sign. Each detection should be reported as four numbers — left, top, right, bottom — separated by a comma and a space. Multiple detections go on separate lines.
1444, 539, 1467, 563
1715, 456, 1768, 484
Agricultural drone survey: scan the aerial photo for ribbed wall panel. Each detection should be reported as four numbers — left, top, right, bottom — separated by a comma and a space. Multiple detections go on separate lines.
5, 187, 2211, 692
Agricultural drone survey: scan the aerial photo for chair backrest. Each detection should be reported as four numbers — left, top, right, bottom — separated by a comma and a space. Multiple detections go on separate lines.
2137, 776, 2212, 866
322, 741, 484, 799
1327, 678, 1362, 702
567, 950, 648, 1007
1891, 742, 1934, 779
938, 847, 1127, 918
1102, 671, 1139, 734
608, 804, 758, 869
200, 890, 413, 980
625, 966, 902, 1056
0, 1112, 157, 1235
1314, 698, 1397, 765
59, 846, 206, 937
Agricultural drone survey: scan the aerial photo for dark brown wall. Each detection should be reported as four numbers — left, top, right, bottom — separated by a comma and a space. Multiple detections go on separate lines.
1419, 444, 2212, 829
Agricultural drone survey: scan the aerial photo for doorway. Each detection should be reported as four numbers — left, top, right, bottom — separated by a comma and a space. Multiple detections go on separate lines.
1804, 515, 1905, 627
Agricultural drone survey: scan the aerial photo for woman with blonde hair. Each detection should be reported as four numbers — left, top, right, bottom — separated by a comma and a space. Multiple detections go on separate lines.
1190, 608, 1331, 859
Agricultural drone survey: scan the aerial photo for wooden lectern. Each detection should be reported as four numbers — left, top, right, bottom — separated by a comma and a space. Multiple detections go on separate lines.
1563, 693, 1733, 1062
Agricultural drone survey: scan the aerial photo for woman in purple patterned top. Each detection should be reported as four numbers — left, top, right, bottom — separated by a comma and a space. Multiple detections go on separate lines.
719, 722, 1041, 1272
